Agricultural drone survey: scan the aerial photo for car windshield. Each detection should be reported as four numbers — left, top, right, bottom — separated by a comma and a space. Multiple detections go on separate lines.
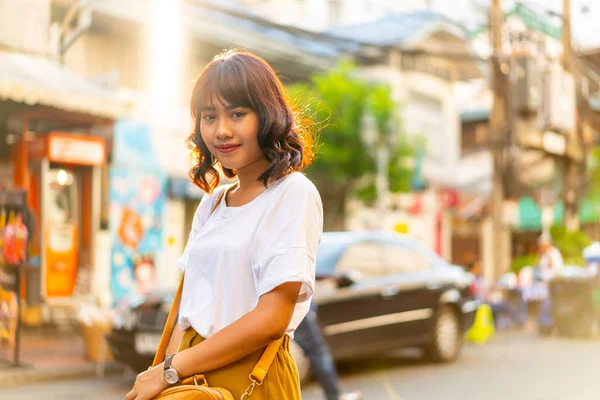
315, 233, 445, 277
315, 239, 350, 276
406, 239, 445, 266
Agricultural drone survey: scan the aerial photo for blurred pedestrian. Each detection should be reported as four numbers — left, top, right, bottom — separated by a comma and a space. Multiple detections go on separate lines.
537, 233, 563, 334
127, 50, 323, 400
467, 260, 525, 329
538, 234, 564, 282
294, 305, 362, 400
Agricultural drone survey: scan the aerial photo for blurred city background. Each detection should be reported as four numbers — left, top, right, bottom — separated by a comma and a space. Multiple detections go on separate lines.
1, 0, 600, 399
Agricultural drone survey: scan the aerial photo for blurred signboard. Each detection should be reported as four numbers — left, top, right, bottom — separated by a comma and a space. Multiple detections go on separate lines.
47, 133, 106, 166
28, 133, 106, 166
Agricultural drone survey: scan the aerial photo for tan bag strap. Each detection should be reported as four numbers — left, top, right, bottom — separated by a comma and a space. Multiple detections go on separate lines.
152, 185, 283, 386
152, 271, 185, 367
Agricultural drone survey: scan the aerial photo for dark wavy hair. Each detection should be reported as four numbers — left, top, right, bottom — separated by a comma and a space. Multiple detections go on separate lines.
187, 49, 316, 194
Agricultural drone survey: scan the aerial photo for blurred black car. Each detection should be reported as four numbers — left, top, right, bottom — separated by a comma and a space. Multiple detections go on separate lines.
107, 231, 477, 374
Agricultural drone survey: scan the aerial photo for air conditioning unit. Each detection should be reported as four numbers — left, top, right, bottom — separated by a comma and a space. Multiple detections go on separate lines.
538, 64, 576, 134
511, 56, 541, 113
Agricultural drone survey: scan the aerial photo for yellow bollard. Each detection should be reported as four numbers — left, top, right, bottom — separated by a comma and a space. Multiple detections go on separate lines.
466, 304, 495, 344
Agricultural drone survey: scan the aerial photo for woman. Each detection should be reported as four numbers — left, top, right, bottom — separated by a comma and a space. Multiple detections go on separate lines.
126, 49, 323, 400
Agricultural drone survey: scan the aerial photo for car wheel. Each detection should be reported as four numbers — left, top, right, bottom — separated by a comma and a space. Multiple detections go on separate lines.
289, 339, 311, 384
424, 306, 462, 363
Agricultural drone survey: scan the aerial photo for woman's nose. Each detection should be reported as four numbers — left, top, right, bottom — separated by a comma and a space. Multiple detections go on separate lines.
216, 119, 233, 139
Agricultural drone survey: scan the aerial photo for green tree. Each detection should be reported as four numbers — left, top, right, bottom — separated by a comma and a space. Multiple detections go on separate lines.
550, 225, 591, 266
290, 61, 415, 230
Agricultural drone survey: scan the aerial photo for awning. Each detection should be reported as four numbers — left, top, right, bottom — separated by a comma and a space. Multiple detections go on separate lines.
516, 195, 600, 231
0, 51, 131, 119
516, 196, 563, 231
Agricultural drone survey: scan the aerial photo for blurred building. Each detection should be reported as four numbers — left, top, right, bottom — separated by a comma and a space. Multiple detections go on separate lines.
325, 11, 481, 258
0, 0, 489, 317
13, 0, 589, 315
55, 0, 369, 307
0, 0, 347, 319
52, 1, 485, 306
3, 0, 387, 314
238, 0, 492, 261
454, 4, 600, 281
0, 0, 130, 326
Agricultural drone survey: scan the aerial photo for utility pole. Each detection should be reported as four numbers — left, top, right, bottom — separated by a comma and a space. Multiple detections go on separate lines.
489, 0, 510, 280
562, 0, 579, 231
562, 0, 584, 231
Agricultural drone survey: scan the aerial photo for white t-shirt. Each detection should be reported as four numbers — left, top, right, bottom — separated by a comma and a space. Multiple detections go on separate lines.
176, 172, 323, 338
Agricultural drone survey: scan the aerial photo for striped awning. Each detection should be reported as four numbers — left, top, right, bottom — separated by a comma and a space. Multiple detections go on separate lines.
0, 51, 131, 119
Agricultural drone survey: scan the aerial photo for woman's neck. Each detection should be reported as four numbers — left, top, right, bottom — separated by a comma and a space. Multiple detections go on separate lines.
235, 157, 271, 191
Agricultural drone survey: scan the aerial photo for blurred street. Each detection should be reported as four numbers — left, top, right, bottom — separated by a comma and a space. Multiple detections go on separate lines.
2, 0, 600, 399
2, 331, 600, 400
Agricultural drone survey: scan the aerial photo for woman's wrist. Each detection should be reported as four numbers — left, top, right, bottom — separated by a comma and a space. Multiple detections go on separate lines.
170, 349, 187, 378
153, 362, 170, 390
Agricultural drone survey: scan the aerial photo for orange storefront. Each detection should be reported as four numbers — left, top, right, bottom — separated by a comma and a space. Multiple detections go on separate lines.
1, 51, 129, 319
26, 132, 106, 303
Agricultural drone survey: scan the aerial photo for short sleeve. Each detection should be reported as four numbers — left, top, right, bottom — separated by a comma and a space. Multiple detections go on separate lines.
175, 187, 225, 272
252, 176, 323, 303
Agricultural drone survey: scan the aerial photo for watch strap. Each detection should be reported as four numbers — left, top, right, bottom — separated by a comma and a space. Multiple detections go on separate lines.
164, 353, 176, 370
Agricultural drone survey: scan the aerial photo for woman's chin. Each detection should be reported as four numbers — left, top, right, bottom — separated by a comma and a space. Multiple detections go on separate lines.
219, 161, 238, 171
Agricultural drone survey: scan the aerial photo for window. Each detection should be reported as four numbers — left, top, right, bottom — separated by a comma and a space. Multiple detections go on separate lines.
405, 90, 445, 161
461, 121, 488, 154
381, 244, 432, 275
336, 242, 385, 280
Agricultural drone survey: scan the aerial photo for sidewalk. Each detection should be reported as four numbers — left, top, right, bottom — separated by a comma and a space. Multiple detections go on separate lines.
0, 325, 123, 388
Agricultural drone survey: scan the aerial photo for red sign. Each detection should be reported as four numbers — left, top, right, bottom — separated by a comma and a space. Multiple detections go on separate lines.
46, 133, 106, 166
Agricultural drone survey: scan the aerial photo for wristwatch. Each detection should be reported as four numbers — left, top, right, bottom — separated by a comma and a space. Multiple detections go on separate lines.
163, 353, 180, 385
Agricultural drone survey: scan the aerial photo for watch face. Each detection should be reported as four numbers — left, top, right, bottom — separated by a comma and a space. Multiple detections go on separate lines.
164, 369, 179, 384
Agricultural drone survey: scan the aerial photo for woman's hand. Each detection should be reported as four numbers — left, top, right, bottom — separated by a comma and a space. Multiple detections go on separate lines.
125, 364, 169, 400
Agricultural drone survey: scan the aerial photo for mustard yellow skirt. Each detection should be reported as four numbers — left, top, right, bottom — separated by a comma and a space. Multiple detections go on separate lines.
177, 328, 301, 399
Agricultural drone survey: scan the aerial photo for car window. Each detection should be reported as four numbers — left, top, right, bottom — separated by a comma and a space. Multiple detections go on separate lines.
336, 241, 385, 280
381, 244, 432, 274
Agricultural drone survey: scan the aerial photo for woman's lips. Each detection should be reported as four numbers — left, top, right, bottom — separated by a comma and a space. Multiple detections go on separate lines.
217, 145, 240, 154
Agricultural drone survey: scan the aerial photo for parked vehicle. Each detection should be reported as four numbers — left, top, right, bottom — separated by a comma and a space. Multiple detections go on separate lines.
107, 231, 478, 376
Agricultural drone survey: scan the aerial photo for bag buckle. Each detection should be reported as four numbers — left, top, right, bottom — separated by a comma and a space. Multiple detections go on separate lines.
241, 375, 262, 399
193, 375, 208, 386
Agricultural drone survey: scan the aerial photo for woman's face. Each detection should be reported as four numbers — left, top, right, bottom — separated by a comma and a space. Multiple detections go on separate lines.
199, 99, 263, 173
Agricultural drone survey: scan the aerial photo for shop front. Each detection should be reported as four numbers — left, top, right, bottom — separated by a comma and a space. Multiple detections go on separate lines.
27, 132, 105, 304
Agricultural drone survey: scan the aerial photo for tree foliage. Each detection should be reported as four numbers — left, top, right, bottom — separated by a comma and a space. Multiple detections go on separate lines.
289, 61, 415, 228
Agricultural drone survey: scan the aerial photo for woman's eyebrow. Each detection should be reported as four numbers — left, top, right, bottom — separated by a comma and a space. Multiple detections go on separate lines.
199, 104, 242, 112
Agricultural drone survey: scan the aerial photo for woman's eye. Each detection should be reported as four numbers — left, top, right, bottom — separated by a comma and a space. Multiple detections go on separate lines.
232, 111, 245, 118
202, 114, 215, 121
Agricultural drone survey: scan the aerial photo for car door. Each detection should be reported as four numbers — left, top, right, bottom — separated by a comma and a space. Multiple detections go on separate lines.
315, 240, 434, 359
378, 242, 439, 343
